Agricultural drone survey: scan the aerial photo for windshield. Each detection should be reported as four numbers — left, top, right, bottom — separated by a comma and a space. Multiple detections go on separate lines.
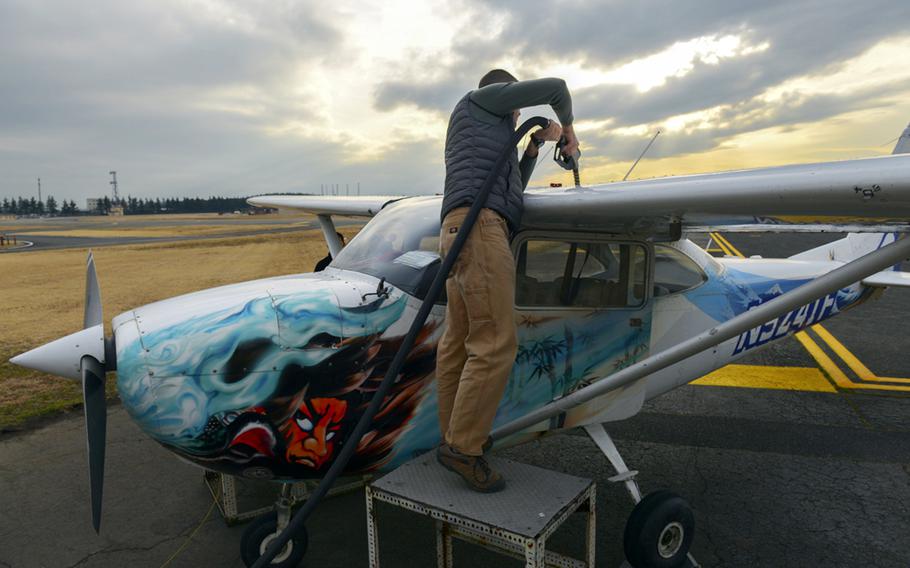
331, 197, 443, 298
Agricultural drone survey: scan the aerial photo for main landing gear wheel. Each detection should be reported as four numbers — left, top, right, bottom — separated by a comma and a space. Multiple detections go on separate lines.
241, 511, 308, 568
623, 490, 694, 568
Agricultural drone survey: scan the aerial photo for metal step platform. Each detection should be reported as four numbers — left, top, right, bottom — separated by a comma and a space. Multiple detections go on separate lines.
366, 451, 596, 567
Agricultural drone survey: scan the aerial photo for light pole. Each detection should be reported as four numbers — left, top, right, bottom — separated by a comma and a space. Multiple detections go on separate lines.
109, 171, 119, 204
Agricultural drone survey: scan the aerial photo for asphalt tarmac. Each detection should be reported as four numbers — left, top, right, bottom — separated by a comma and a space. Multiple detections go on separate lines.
1, 232, 908, 567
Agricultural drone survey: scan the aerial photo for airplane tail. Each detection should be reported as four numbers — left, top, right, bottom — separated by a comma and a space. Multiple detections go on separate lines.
789, 233, 910, 288
893, 122, 910, 155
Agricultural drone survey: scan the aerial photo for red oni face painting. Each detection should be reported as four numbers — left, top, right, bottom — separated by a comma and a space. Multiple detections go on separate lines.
284, 398, 348, 469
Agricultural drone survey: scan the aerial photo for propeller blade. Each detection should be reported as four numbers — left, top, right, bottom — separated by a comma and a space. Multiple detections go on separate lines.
81, 355, 107, 534
84, 251, 102, 329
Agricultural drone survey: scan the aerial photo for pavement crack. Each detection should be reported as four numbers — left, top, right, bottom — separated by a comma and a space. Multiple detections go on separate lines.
64, 531, 188, 568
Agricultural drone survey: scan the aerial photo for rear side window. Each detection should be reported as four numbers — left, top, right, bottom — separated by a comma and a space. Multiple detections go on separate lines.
653, 245, 706, 296
516, 239, 647, 308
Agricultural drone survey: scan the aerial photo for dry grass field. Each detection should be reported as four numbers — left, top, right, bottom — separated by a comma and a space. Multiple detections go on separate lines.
11, 224, 303, 238
0, 223, 360, 430
1, 212, 315, 238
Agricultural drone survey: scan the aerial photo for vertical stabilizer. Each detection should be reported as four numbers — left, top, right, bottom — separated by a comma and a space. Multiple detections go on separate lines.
893, 122, 910, 155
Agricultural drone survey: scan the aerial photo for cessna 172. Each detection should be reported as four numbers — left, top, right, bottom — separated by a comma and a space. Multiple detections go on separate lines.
10, 122, 910, 567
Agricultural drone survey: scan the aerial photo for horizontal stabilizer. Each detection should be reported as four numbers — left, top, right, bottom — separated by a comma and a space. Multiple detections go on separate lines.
790, 233, 900, 262
862, 271, 910, 288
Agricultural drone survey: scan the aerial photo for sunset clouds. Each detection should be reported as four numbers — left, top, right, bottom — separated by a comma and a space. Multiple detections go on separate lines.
2, 0, 909, 201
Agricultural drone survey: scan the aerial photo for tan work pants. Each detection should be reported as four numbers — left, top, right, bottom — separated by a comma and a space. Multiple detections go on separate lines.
436, 207, 518, 456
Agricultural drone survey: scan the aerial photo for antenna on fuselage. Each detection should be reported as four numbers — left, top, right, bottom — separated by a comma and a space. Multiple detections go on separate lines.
623, 129, 661, 181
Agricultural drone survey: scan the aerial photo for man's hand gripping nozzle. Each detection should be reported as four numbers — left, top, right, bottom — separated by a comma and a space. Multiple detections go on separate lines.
554, 135, 581, 187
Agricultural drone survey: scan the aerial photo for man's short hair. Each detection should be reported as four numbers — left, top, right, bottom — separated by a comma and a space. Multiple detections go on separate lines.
479, 69, 518, 88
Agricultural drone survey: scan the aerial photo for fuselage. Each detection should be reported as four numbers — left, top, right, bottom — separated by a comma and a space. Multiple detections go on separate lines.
113, 197, 870, 480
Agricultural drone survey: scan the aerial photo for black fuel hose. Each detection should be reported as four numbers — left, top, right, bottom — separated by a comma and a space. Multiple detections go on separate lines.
252, 115, 550, 568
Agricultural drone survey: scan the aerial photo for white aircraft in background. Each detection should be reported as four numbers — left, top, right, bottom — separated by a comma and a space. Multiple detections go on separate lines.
11, 122, 910, 568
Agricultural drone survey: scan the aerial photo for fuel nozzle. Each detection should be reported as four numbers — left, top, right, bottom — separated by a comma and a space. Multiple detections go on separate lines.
554, 135, 581, 187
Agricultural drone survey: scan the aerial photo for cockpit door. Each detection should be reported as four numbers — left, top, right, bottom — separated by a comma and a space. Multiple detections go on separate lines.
496, 233, 653, 430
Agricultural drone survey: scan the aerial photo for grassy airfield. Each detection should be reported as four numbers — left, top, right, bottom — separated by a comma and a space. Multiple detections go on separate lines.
0, 214, 358, 429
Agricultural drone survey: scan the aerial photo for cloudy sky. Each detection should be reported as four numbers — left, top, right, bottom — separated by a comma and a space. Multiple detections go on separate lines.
2, 0, 910, 204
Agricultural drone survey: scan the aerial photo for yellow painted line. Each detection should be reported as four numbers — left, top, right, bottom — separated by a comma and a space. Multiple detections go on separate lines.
793, 331, 853, 388
692, 364, 836, 392
708, 233, 727, 254
709, 232, 733, 256
795, 330, 910, 392
714, 232, 746, 257
704, 234, 718, 252
811, 324, 910, 384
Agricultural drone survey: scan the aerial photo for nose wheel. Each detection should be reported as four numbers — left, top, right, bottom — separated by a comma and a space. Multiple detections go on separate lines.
241, 484, 308, 568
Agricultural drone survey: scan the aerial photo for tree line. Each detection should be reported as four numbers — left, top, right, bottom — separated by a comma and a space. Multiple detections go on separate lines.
1, 196, 73, 216
1, 195, 263, 216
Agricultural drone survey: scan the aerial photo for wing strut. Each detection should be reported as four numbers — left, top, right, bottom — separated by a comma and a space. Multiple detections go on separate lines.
317, 214, 343, 258
492, 235, 910, 440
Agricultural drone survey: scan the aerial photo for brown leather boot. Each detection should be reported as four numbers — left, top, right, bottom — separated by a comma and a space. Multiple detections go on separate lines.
436, 443, 505, 493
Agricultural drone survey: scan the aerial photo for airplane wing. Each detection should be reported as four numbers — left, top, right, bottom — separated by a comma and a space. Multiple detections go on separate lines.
248, 154, 910, 234
523, 153, 910, 235
246, 195, 407, 217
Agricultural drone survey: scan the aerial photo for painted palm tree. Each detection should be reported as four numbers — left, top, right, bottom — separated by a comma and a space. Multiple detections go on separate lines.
508, 337, 567, 402
527, 337, 567, 400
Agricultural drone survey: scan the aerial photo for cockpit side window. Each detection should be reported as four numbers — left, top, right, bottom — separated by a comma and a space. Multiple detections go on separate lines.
516, 238, 647, 309
652, 245, 707, 296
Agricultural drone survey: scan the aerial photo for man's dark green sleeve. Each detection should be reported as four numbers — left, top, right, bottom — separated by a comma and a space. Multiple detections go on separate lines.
470, 78, 573, 125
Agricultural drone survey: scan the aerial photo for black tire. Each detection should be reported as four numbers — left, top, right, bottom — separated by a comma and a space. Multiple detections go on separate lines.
623, 490, 694, 568
240, 512, 308, 568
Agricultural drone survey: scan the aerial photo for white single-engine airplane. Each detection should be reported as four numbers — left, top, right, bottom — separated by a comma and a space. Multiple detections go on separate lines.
11, 122, 910, 568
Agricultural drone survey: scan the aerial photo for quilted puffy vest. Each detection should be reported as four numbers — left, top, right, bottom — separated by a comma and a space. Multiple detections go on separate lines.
441, 92, 523, 232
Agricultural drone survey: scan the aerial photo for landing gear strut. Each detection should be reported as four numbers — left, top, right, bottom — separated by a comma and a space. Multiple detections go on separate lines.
585, 424, 698, 568
241, 484, 308, 568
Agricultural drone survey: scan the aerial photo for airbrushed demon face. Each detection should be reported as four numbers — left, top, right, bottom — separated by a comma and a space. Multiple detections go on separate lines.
284, 398, 348, 469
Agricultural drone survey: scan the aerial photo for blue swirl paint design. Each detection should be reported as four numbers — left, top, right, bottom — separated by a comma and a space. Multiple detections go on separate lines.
117, 287, 407, 457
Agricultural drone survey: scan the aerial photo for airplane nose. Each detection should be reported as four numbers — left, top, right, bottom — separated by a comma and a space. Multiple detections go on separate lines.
113, 284, 290, 443
111, 272, 410, 479
111, 276, 359, 450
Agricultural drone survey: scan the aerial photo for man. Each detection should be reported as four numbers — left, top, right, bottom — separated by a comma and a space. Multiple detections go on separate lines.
313, 232, 346, 272
436, 69, 578, 492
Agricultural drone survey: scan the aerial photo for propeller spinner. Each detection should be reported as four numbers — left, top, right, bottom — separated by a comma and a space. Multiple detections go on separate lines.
9, 252, 113, 533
